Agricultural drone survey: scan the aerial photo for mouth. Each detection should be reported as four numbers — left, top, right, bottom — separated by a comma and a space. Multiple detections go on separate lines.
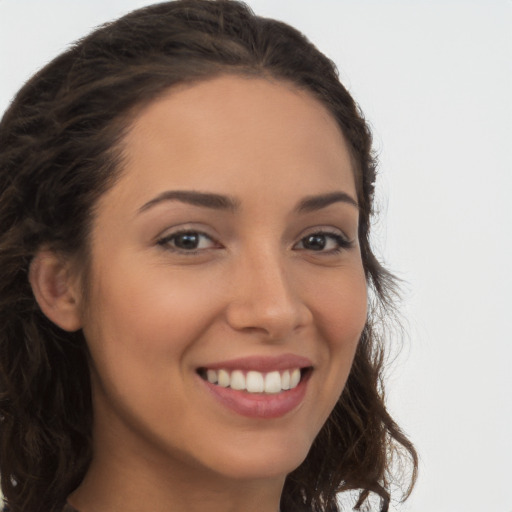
195, 354, 313, 418
197, 367, 312, 395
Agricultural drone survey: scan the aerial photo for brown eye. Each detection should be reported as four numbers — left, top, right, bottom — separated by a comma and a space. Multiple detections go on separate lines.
173, 232, 201, 250
302, 234, 328, 251
157, 231, 217, 252
295, 231, 352, 253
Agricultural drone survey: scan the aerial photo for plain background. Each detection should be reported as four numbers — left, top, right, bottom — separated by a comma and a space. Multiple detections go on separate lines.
1, 1, 511, 511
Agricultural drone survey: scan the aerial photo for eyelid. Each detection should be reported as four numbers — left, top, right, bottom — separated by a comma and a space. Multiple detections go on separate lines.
296, 225, 351, 241
156, 228, 221, 253
154, 225, 355, 255
293, 227, 354, 252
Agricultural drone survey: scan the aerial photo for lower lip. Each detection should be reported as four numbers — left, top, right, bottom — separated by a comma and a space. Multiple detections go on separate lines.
199, 373, 309, 419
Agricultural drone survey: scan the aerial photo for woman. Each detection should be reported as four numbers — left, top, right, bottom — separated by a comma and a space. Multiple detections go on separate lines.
0, 1, 417, 511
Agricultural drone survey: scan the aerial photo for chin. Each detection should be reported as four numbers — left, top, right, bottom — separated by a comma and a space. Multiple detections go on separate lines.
198, 431, 313, 481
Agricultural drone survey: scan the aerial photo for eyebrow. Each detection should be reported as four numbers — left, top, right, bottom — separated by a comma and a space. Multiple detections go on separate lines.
296, 191, 359, 212
138, 189, 358, 214
138, 190, 240, 213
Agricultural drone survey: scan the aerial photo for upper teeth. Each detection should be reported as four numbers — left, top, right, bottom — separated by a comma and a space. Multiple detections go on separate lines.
204, 369, 302, 394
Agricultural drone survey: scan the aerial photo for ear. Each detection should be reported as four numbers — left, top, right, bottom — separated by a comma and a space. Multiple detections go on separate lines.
29, 250, 82, 332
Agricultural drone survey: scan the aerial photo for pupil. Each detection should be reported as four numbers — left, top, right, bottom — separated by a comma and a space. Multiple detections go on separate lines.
176, 233, 199, 249
304, 234, 326, 250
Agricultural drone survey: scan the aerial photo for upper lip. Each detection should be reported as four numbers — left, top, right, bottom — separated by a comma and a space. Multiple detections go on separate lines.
198, 353, 313, 373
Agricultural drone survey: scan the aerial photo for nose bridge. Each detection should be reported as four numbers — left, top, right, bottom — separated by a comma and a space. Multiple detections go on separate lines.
225, 241, 309, 338
245, 245, 290, 300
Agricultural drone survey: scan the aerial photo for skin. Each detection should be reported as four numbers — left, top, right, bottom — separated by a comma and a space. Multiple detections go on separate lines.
64, 75, 367, 512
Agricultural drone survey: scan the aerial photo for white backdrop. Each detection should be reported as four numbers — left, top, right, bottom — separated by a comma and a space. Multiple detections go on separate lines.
1, 1, 511, 511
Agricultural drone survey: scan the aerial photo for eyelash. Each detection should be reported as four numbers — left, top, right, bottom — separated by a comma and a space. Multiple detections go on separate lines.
295, 231, 353, 254
157, 230, 217, 254
156, 229, 353, 255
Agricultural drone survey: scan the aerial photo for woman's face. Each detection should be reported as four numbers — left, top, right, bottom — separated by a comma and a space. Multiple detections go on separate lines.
80, 75, 367, 483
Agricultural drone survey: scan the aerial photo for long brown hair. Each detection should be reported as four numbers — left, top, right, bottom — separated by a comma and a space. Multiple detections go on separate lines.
0, 1, 417, 511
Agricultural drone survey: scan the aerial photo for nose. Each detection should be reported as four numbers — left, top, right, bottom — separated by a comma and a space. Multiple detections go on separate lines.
224, 248, 312, 341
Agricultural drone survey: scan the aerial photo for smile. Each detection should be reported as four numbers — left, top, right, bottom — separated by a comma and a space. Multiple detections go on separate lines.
198, 368, 305, 394
196, 355, 313, 418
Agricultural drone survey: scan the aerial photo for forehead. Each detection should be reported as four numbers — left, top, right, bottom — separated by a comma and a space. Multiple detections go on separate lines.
108, 75, 356, 210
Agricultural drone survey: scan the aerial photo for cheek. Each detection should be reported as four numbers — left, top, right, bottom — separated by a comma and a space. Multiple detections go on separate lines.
81, 264, 224, 431
308, 264, 368, 350
328, 282, 367, 349
85, 261, 220, 347
308, 266, 367, 418
81, 262, 222, 402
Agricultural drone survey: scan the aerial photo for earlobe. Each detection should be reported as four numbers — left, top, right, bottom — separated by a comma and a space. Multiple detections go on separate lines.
29, 251, 82, 332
